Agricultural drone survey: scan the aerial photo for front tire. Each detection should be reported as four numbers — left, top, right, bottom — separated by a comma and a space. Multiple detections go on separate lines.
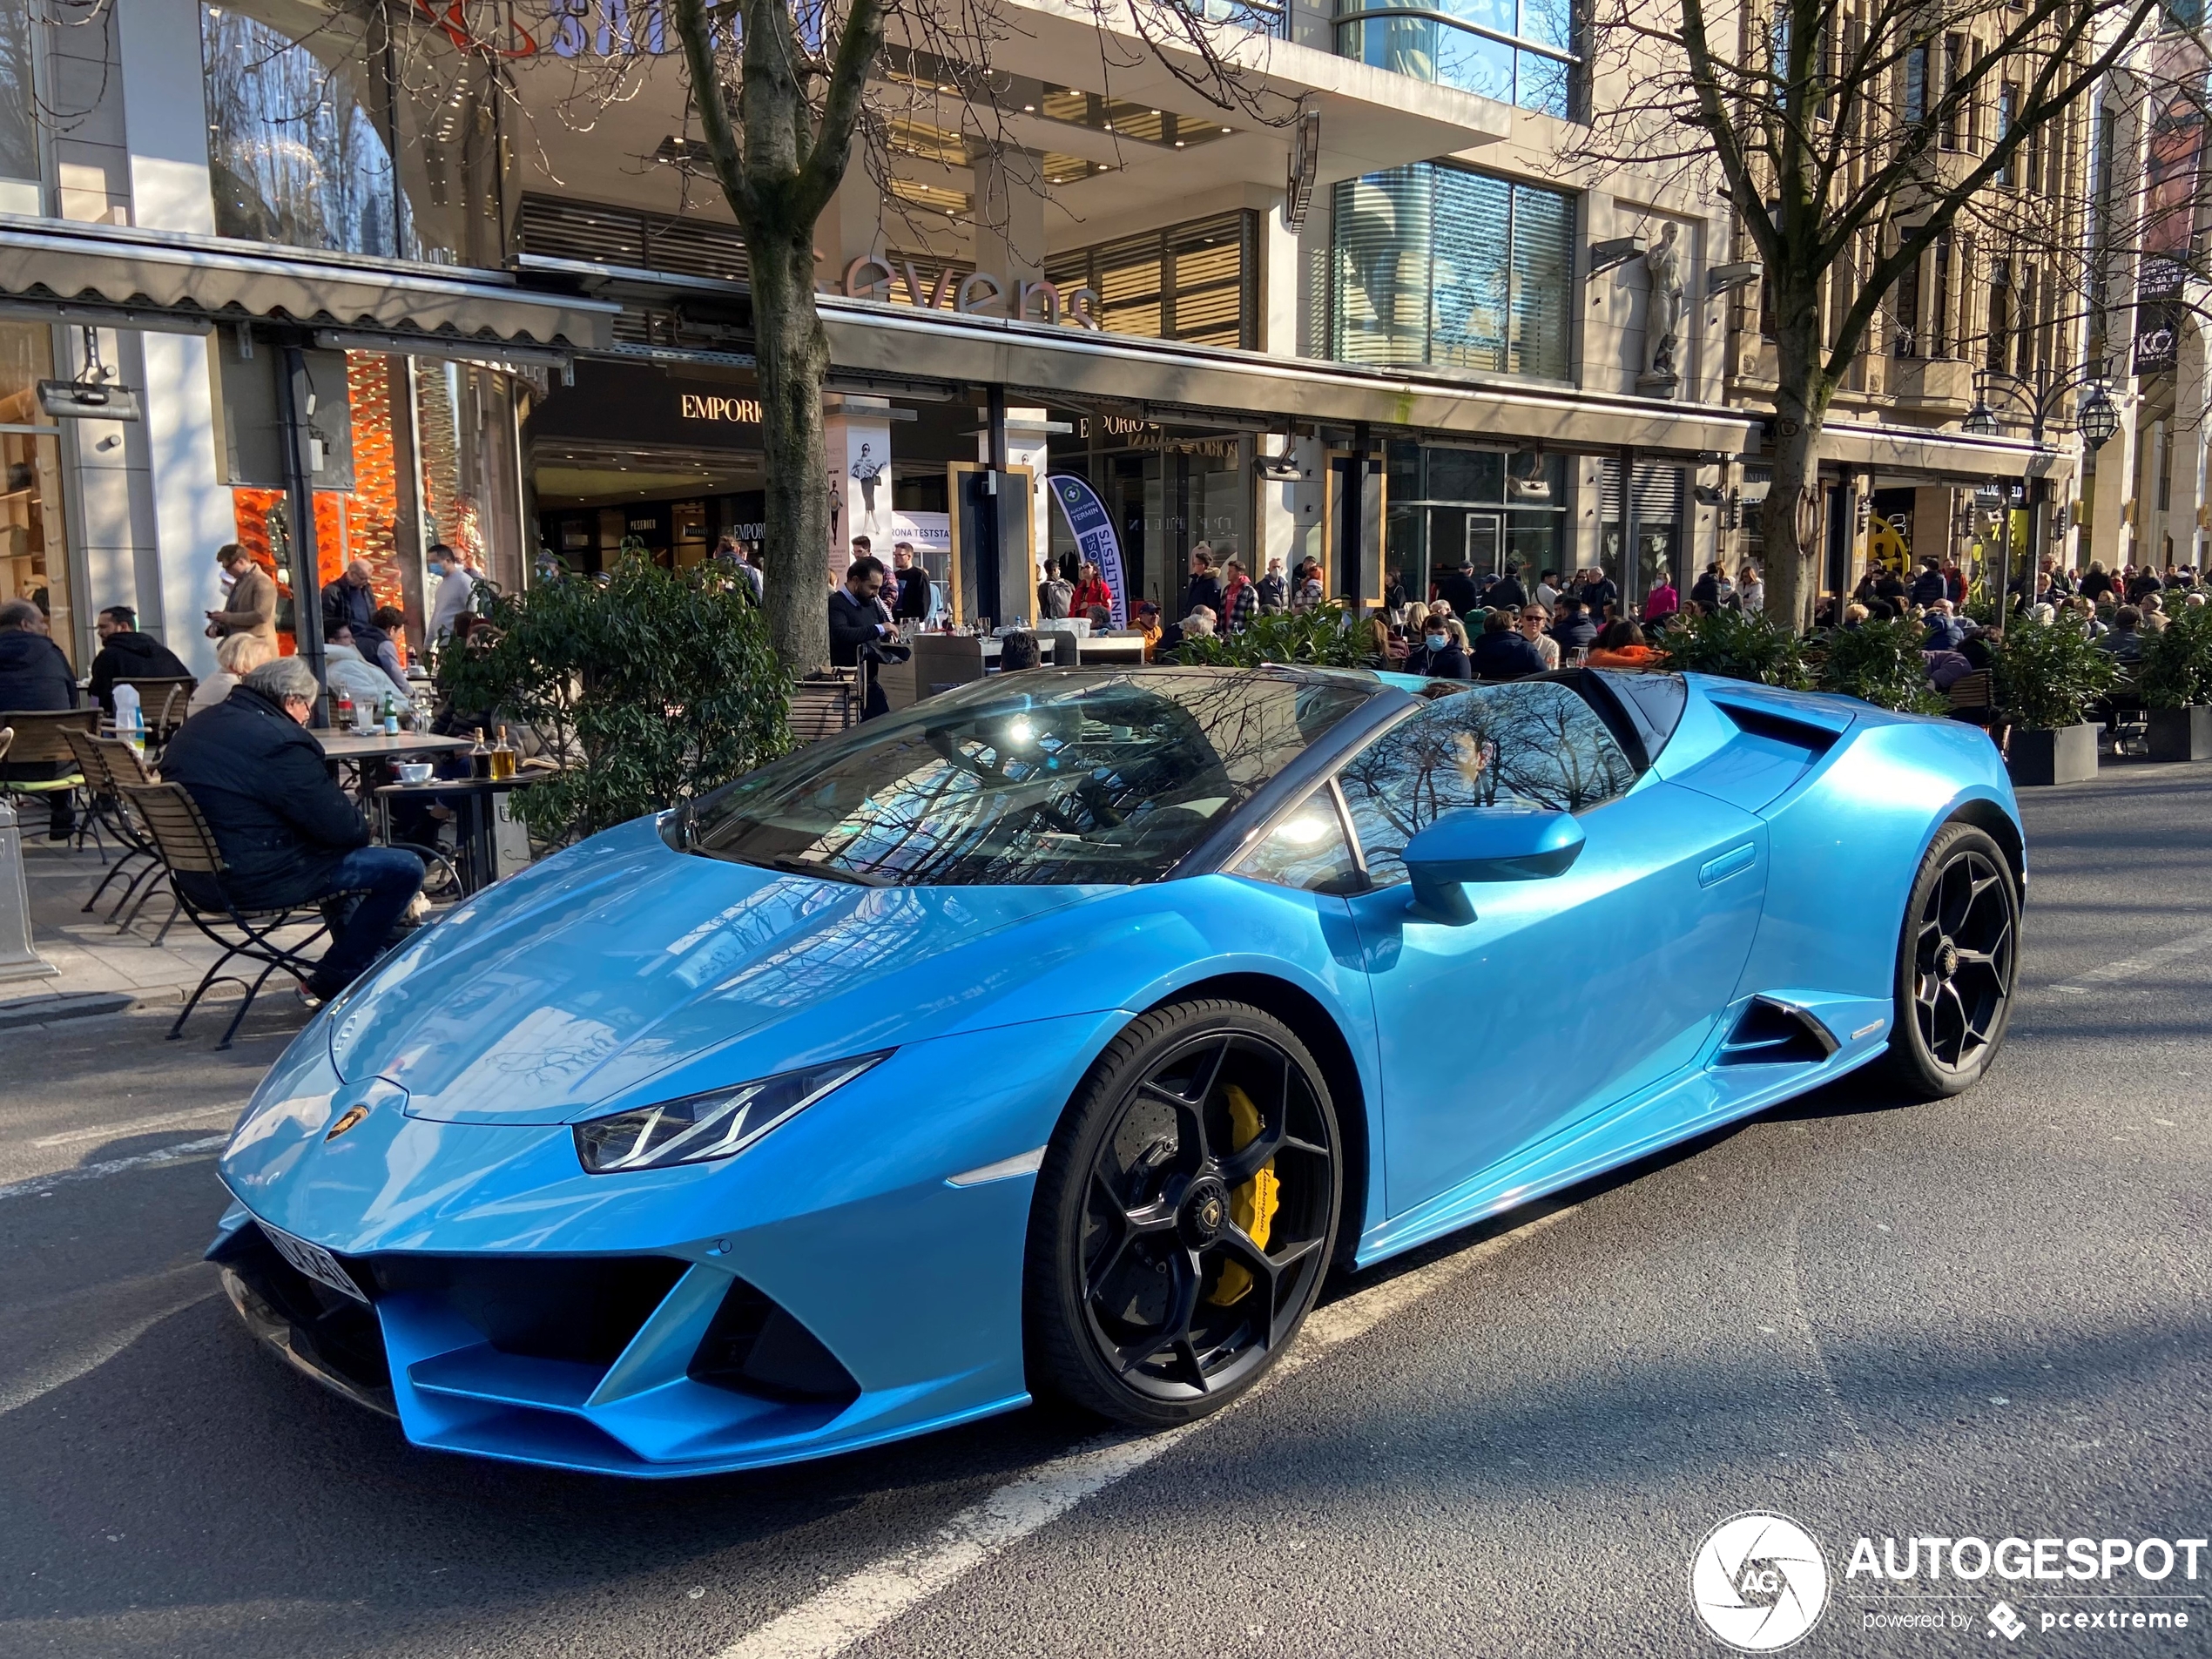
1882, 823, 2019, 1096
1025, 1000, 1342, 1428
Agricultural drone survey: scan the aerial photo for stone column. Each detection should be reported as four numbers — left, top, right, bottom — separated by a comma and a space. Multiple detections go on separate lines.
973, 148, 1047, 287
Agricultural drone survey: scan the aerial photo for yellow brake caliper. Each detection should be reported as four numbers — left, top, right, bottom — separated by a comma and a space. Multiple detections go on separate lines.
1206, 1083, 1281, 1305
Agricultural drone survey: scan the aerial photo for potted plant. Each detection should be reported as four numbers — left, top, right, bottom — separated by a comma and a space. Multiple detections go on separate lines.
2137, 604, 2212, 761
1811, 617, 1947, 713
1650, 608, 1812, 689
1988, 614, 2119, 785
438, 543, 789, 844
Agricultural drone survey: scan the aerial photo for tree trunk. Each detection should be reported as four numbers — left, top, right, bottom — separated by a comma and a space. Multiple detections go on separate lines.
1760, 300, 1832, 632
752, 229, 833, 674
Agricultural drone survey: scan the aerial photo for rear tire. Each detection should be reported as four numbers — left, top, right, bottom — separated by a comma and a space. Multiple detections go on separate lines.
1881, 823, 2019, 1096
1025, 999, 1341, 1428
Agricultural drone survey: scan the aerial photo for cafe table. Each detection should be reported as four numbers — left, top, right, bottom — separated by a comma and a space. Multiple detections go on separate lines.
318, 731, 475, 763
374, 773, 542, 895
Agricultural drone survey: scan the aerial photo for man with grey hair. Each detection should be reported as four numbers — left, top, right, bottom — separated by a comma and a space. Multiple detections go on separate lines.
322, 557, 388, 657
159, 656, 424, 1002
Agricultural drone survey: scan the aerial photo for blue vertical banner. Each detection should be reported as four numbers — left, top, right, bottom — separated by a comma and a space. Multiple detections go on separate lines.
1047, 474, 1129, 630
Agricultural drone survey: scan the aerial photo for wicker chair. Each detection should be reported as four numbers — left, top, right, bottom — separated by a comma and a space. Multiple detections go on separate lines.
118, 781, 333, 1049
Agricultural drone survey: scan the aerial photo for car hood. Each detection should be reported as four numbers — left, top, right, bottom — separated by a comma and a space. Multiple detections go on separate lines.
326, 817, 1100, 1123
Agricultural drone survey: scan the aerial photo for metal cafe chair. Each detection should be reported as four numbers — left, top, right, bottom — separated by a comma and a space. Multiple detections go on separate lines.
61, 727, 164, 930
119, 781, 333, 1049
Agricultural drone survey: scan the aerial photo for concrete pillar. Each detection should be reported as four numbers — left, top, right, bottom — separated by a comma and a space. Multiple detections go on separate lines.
2089, 400, 2137, 575
2175, 317, 2209, 568
973, 149, 1046, 286
976, 409, 1052, 621
119, 0, 227, 676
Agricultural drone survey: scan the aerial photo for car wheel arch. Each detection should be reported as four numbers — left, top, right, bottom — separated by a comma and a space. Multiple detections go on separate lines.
1942, 797, 2026, 898
1126, 971, 1372, 1264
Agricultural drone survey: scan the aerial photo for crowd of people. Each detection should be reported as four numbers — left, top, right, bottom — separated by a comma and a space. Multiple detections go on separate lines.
1132, 546, 1754, 681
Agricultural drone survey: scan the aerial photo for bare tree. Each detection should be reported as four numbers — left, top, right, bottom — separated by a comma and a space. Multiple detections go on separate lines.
644, 0, 1293, 672
1573, 0, 2167, 625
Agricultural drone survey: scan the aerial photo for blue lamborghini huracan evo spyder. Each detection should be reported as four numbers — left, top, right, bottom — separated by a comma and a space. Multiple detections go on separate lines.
211, 665, 2022, 1475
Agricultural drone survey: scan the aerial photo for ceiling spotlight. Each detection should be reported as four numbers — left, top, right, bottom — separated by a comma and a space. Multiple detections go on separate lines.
1219, 125, 1233, 133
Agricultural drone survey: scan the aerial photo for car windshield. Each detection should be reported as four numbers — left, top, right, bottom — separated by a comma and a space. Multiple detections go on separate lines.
687, 668, 1377, 887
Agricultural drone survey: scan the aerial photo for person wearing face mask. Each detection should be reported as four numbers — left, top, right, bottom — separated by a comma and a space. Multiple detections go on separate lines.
426, 543, 478, 640
1401, 616, 1471, 680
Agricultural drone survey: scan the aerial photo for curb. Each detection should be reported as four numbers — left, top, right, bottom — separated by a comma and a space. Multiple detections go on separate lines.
0, 991, 138, 1029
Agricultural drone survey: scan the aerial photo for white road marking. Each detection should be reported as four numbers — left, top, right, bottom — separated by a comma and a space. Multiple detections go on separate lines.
31, 1105, 238, 1149
0, 1273, 216, 1415
714, 1207, 1575, 1659
2047, 925, 2212, 996
0, 1134, 228, 1202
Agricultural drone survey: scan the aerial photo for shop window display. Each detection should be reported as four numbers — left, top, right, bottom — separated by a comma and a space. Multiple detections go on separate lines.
226, 352, 421, 659
0, 324, 75, 664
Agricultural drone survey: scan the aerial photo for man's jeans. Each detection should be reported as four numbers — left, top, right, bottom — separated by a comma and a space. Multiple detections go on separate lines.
311, 846, 426, 998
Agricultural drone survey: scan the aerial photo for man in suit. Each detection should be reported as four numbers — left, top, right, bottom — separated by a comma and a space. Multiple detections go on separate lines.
205, 544, 278, 648
828, 556, 898, 718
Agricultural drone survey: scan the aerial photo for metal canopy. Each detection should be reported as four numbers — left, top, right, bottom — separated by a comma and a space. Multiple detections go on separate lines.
817, 297, 1763, 460
0, 216, 618, 352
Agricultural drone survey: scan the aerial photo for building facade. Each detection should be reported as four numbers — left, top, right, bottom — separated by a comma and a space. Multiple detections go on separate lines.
0, 0, 2069, 680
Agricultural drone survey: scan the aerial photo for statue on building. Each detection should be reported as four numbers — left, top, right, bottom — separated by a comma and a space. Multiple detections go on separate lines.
1641, 221, 1686, 395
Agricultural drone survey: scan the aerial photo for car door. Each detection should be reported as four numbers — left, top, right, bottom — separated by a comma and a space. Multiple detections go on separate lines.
1337, 681, 1769, 1218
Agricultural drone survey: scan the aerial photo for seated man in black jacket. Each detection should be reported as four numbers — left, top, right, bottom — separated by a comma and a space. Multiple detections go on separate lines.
86, 605, 191, 715
0, 597, 79, 838
1470, 608, 1546, 679
158, 657, 424, 1002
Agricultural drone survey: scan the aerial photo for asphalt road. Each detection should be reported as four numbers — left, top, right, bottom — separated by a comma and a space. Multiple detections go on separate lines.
2, 759, 2207, 1658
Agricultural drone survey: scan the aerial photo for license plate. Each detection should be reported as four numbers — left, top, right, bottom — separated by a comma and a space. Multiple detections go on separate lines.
263, 1223, 368, 1304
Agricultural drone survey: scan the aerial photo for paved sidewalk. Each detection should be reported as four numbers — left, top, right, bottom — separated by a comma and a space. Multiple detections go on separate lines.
7, 841, 316, 1015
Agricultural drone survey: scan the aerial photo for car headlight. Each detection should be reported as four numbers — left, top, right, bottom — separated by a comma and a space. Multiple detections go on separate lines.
573, 1052, 890, 1174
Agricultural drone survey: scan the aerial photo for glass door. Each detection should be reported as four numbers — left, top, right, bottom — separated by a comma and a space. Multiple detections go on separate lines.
1466, 511, 1505, 577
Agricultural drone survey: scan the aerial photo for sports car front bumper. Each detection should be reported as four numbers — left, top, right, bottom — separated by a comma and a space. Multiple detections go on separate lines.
209, 1010, 1126, 1476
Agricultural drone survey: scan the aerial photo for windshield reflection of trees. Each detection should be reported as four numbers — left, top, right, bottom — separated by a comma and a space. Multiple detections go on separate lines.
1339, 684, 1635, 880
705, 674, 1367, 886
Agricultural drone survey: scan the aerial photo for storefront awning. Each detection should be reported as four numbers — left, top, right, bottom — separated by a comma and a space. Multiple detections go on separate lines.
819, 299, 1761, 459
1784, 417, 2066, 484
0, 216, 618, 351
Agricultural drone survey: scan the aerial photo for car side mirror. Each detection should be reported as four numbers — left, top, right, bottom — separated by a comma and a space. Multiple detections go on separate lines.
1401, 808, 1586, 926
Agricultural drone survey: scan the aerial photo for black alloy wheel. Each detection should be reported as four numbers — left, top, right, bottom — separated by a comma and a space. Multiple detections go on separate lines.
1027, 1000, 1341, 1427
1885, 823, 2019, 1096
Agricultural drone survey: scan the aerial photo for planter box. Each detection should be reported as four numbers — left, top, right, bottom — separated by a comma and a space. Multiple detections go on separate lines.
2007, 723, 2099, 786
2147, 705, 2212, 762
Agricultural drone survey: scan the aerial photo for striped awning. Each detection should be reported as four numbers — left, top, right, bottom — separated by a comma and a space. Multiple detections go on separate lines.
0, 215, 617, 352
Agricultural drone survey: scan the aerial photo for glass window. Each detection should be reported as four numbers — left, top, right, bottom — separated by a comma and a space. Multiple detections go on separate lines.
0, 3, 39, 214
1332, 165, 1575, 381
1233, 790, 1361, 894
1336, 683, 1636, 887
0, 324, 74, 664
1335, 0, 1576, 115
201, 3, 503, 266
691, 671, 1378, 887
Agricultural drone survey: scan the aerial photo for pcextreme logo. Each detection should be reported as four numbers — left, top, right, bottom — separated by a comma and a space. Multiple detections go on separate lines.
1689, 1512, 1831, 1651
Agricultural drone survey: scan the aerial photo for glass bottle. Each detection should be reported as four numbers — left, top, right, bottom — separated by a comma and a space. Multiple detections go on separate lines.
381, 693, 399, 737
469, 726, 492, 779
489, 725, 517, 781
